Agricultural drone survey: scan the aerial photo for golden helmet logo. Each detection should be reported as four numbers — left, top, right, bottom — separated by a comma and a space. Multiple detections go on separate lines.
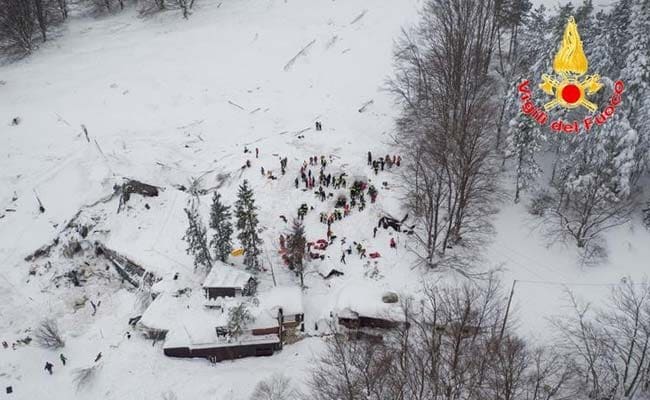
540, 17, 602, 112
517, 16, 625, 134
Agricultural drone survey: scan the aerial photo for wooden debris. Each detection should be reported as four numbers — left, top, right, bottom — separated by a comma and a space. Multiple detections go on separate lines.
283, 39, 316, 72
117, 179, 160, 213
350, 10, 368, 25
228, 100, 245, 110
358, 99, 374, 113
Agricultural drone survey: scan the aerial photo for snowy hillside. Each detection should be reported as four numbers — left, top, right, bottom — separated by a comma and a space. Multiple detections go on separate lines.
1, 0, 650, 399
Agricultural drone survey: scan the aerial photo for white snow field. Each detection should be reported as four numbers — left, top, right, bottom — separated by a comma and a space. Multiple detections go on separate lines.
1, 0, 649, 399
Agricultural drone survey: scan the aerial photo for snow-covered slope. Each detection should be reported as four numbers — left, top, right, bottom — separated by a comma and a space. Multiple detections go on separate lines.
0, 1, 422, 398
1, 0, 649, 399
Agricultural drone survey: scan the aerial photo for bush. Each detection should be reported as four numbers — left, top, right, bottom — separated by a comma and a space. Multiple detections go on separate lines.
72, 364, 101, 391
143, 328, 167, 345
527, 190, 554, 216
227, 303, 254, 338
161, 391, 178, 400
250, 374, 299, 400
34, 319, 65, 348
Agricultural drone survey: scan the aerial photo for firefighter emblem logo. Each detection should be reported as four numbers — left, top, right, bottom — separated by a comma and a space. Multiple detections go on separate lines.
516, 16, 625, 134
539, 17, 602, 112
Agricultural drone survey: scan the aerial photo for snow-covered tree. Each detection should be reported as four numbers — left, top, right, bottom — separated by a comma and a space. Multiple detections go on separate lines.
286, 219, 307, 288
543, 112, 639, 253
209, 191, 233, 263
235, 180, 263, 271
505, 114, 543, 203
250, 374, 299, 400
620, 0, 650, 169
227, 302, 254, 338
494, 0, 533, 151
183, 203, 212, 271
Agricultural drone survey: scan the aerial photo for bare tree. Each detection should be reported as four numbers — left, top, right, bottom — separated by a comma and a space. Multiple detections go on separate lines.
523, 347, 577, 400
309, 279, 580, 400
250, 374, 299, 400
72, 364, 101, 391
139, 0, 196, 17
161, 391, 178, 400
389, 0, 500, 270
32, 0, 47, 41
35, 318, 65, 348
538, 168, 635, 255
55, 0, 67, 19
308, 277, 587, 400
551, 279, 650, 399
0, 0, 36, 54
308, 324, 393, 400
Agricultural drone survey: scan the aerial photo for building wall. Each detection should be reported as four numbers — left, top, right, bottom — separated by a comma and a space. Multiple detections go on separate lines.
205, 287, 237, 299
252, 327, 279, 336
338, 315, 402, 330
358, 316, 400, 329
164, 342, 281, 362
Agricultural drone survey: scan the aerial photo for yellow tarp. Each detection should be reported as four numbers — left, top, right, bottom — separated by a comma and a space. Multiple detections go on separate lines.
231, 248, 245, 256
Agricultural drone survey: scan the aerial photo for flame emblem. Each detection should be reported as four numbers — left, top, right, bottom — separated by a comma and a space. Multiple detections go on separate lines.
539, 17, 602, 112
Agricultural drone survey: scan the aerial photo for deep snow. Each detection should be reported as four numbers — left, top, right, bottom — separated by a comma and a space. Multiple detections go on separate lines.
1, 0, 649, 399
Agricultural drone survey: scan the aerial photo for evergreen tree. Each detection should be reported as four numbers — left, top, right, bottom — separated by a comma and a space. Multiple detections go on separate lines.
286, 219, 307, 288
494, 0, 533, 150
209, 191, 233, 263
546, 112, 638, 252
505, 114, 543, 203
620, 0, 650, 170
608, 0, 633, 76
227, 302, 254, 338
518, 4, 551, 76
183, 203, 212, 271
234, 180, 263, 271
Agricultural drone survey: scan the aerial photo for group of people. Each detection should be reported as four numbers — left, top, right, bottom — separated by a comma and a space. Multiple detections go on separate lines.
297, 203, 310, 220
308, 155, 329, 168
319, 206, 348, 225
292, 152, 394, 262
43, 354, 67, 375
275, 146, 406, 275
296, 155, 342, 191
242, 146, 289, 179
43, 352, 103, 375
367, 151, 401, 175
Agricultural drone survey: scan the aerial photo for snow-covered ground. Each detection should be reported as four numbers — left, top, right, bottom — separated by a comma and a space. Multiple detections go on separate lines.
1, 0, 649, 399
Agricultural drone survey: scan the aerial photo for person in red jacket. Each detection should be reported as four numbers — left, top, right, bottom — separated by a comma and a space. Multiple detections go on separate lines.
390, 237, 396, 249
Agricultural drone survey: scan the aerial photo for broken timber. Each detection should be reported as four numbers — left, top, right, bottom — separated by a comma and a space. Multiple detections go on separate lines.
94, 242, 156, 288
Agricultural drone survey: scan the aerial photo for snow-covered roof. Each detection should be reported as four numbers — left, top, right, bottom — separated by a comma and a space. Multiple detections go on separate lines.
250, 308, 281, 330
258, 286, 304, 316
203, 263, 254, 289
333, 282, 404, 322
141, 292, 224, 332
164, 328, 280, 350
151, 270, 197, 295
163, 301, 282, 350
